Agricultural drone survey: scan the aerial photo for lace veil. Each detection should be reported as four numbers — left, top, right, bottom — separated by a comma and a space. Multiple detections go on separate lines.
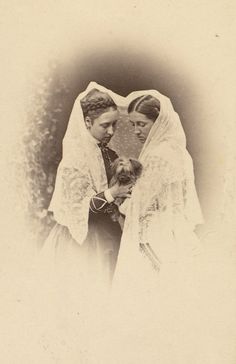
49, 82, 124, 245
118, 89, 204, 265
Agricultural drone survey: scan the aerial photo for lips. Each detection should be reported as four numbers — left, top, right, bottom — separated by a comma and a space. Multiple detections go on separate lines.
103, 136, 111, 143
138, 136, 145, 142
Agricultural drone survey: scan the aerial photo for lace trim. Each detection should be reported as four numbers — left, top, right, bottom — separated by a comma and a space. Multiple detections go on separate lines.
139, 243, 161, 272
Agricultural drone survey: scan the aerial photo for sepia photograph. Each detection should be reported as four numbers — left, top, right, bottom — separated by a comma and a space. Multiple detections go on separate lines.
0, 1, 236, 363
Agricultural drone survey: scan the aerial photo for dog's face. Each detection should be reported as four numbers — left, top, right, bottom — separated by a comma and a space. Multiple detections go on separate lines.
111, 157, 142, 185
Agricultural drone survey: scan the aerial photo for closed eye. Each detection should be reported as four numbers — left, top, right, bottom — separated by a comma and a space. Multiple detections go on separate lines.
137, 122, 146, 127
102, 123, 109, 128
129, 120, 146, 128
129, 120, 135, 127
102, 121, 117, 129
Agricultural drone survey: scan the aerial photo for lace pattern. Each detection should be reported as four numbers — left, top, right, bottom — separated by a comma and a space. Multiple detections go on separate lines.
51, 164, 96, 244
48, 83, 126, 246
117, 89, 204, 273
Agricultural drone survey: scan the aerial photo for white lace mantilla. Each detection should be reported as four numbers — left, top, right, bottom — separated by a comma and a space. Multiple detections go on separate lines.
48, 82, 125, 245
116, 89, 203, 271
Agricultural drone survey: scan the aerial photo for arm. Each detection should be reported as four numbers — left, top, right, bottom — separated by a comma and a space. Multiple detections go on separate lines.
49, 165, 97, 244
137, 152, 186, 243
89, 185, 133, 214
89, 190, 114, 214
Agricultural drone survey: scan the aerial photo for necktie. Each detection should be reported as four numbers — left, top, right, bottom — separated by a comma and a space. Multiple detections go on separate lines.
98, 143, 113, 179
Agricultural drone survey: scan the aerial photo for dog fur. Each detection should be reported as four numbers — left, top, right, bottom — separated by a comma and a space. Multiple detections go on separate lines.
107, 157, 142, 223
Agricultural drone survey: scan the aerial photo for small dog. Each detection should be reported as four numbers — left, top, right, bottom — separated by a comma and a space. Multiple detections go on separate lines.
106, 157, 142, 222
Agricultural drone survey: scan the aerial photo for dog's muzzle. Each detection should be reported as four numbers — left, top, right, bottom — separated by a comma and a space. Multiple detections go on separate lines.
117, 172, 132, 184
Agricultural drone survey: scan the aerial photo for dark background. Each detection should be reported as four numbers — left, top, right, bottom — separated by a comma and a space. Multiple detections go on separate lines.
24, 49, 207, 244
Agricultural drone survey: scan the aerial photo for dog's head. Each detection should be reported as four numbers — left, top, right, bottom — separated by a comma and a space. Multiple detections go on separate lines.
111, 157, 142, 185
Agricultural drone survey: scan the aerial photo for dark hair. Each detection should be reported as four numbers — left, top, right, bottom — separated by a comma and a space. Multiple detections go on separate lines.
80, 88, 117, 122
128, 95, 160, 122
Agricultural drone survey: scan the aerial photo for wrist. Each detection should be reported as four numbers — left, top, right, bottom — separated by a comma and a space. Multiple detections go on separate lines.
104, 189, 115, 203
109, 185, 118, 199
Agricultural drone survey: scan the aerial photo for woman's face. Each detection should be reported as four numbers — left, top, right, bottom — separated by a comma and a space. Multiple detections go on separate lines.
86, 107, 119, 144
129, 111, 154, 143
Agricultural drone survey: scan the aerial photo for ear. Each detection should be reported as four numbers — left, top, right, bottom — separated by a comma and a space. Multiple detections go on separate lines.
130, 158, 143, 177
111, 158, 120, 174
85, 116, 93, 129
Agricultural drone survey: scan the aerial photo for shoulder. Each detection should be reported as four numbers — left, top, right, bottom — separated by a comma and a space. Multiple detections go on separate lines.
57, 158, 90, 177
148, 142, 183, 163
142, 143, 185, 178
106, 147, 119, 161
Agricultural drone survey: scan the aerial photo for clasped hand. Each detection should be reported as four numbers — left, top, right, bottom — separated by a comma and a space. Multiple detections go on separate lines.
110, 182, 134, 199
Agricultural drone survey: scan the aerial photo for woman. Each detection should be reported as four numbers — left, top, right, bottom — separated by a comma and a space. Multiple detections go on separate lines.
116, 91, 203, 276
99, 91, 204, 364
40, 82, 130, 300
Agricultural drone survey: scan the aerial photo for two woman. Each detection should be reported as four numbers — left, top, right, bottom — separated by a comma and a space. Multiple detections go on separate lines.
42, 82, 203, 311
37, 82, 204, 363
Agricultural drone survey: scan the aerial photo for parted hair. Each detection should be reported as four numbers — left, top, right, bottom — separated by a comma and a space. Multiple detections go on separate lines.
80, 88, 117, 122
128, 95, 161, 122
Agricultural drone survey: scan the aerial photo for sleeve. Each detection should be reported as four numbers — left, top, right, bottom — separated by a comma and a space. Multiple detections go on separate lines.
49, 164, 97, 245
89, 190, 114, 214
137, 151, 186, 244
139, 152, 184, 210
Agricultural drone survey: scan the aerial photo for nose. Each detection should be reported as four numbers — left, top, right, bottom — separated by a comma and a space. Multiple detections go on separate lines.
134, 125, 141, 135
107, 125, 114, 136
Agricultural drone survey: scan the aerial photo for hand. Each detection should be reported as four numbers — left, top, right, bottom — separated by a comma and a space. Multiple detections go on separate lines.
109, 182, 133, 199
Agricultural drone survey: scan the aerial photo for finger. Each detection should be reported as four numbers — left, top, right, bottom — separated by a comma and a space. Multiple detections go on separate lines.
123, 194, 131, 198
126, 184, 133, 190
126, 189, 132, 194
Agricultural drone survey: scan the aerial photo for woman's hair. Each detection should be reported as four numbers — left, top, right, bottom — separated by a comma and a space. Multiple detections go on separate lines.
80, 88, 117, 122
128, 95, 160, 122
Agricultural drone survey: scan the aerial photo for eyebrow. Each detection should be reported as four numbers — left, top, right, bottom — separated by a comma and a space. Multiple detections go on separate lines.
129, 120, 148, 124
100, 120, 118, 125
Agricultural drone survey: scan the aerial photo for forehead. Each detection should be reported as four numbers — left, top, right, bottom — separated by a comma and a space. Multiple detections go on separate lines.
129, 111, 152, 123
94, 108, 119, 124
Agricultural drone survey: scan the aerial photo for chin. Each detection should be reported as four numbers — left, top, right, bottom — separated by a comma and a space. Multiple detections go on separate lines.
102, 136, 112, 143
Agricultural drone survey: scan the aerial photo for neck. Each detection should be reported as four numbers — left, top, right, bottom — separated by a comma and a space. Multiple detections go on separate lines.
87, 132, 100, 145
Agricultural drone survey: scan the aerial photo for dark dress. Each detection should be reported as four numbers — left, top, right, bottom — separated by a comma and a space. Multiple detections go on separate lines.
86, 144, 122, 282
43, 144, 122, 289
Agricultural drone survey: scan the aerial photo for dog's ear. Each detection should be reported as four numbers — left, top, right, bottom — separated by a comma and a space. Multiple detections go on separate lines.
111, 158, 120, 174
129, 158, 142, 177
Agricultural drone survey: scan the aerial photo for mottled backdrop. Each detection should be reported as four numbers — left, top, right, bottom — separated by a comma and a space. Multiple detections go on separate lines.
24, 50, 212, 245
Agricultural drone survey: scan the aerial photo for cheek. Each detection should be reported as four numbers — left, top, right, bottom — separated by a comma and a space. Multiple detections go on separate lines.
97, 126, 106, 134
144, 124, 153, 134
90, 123, 98, 132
